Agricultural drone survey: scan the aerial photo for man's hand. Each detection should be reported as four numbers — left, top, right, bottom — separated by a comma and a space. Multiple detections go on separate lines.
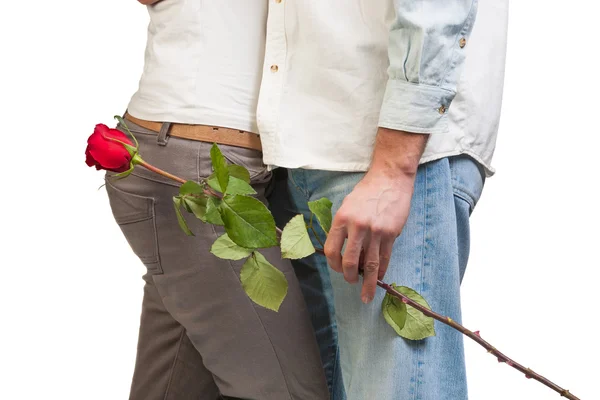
324, 128, 428, 304
138, 0, 162, 5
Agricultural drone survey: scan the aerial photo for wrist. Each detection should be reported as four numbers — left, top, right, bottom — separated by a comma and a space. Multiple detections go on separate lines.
369, 161, 417, 182
369, 127, 428, 178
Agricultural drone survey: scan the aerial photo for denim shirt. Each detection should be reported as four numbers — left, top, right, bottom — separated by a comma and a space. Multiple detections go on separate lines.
379, 0, 479, 134
257, 0, 508, 176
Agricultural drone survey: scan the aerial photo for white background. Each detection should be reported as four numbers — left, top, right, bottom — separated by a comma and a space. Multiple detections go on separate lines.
1, 1, 598, 399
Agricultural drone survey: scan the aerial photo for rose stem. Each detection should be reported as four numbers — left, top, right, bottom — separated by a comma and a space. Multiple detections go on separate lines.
137, 161, 223, 199
313, 248, 579, 400
135, 160, 579, 400
138, 161, 186, 185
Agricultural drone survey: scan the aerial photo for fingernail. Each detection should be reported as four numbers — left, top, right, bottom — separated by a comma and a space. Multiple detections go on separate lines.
362, 294, 373, 304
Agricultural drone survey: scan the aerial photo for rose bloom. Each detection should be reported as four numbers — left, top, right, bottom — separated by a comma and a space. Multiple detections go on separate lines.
85, 124, 134, 173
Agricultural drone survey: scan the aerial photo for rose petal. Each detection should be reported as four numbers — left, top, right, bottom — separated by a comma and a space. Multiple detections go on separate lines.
85, 149, 97, 167
88, 145, 131, 171
89, 124, 133, 146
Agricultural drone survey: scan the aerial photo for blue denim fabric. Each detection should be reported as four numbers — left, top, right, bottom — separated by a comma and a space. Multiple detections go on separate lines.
269, 172, 346, 400
269, 155, 484, 400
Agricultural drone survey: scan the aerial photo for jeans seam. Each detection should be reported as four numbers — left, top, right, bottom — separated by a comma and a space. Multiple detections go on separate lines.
163, 328, 186, 400
452, 188, 475, 212
330, 344, 340, 400
196, 141, 202, 183
420, 164, 430, 296
130, 171, 182, 188
288, 169, 310, 200
413, 163, 432, 400
209, 224, 293, 400
116, 215, 154, 225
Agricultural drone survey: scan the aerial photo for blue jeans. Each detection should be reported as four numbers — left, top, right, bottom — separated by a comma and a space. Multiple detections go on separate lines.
268, 155, 485, 400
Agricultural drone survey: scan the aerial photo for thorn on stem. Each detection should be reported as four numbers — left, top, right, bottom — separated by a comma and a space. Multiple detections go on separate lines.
525, 368, 533, 379
474, 330, 481, 337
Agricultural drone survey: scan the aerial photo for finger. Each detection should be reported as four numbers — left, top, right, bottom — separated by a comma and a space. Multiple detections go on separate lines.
378, 237, 394, 280
324, 224, 347, 274
341, 226, 366, 284
361, 235, 381, 303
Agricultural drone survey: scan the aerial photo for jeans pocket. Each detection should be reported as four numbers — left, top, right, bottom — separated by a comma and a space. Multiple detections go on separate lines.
105, 179, 163, 274
220, 145, 271, 184
198, 142, 272, 186
450, 155, 485, 215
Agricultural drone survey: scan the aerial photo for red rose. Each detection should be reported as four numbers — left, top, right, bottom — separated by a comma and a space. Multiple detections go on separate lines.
85, 124, 135, 173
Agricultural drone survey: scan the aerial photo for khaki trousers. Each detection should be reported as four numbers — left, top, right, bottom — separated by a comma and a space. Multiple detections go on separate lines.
105, 118, 329, 400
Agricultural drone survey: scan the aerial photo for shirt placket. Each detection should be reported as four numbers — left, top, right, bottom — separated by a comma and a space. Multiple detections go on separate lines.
257, 0, 287, 166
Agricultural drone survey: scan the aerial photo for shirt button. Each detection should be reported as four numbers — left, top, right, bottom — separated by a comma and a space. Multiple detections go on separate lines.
459, 38, 467, 48
275, 0, 282, 3
270, 65, 279, 73
438, 105, 447, 114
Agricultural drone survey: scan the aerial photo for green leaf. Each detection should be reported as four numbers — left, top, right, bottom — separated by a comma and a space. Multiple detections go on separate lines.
180, 180, 204, 195
210, 143, 229, 193
386, 284, 436, 340
240, 251, 288, 311
210, 233, 253, 260
228, 165, 251, 183
206, 174, 222, 193
184, 195, 208, 220
204, 197, 224, 225
280, 214, 316, 259
173, 196, 194, 236
183, 198, 193, 213
220, 195, 278, 248
225, 176, 256, 196
308, 198, 333, 234
382, 290, 407, 336
207, 170, 254, 195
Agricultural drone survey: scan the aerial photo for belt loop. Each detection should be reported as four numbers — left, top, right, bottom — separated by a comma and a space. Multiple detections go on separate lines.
157, 122, 171, 146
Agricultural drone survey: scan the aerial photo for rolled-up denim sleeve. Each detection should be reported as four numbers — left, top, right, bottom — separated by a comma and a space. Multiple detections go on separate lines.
378, 0, 478, 134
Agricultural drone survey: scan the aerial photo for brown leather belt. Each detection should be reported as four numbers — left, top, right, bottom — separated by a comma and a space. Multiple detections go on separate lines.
123, 112, 262, 151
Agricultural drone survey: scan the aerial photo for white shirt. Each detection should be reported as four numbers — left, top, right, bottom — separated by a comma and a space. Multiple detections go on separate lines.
257, 0, 509, 177
127, 0, 267, 134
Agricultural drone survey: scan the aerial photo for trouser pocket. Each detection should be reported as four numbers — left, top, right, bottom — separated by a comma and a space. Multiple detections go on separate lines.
197, 141, 273, 186
105, 178, 163, 274
450, 155, 486, 215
